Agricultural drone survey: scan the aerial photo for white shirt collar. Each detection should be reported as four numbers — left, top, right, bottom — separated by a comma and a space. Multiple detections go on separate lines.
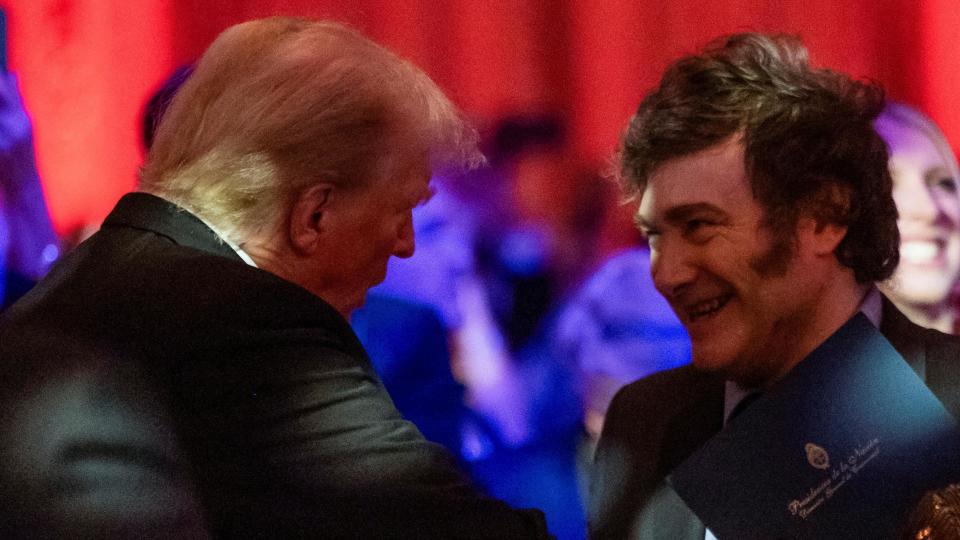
195, 215, 258, 268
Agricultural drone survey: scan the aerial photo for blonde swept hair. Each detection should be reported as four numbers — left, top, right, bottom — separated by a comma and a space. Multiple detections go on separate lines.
140, 17, 480, 244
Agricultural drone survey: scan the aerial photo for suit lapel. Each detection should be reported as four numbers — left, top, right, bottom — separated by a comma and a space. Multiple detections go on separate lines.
632, 373, 721, 539
659, 376, 724, 475
879, 296, 926, 380
880, 295, 960, 419
631, 482, 705, 540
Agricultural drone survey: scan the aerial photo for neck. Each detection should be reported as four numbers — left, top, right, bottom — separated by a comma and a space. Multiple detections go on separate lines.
245, 241, 295, 281
755, 276, 869, 390
245, 241, 354, 319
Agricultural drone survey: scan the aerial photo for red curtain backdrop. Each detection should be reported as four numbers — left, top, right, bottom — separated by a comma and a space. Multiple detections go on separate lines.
4, 0, 957, 234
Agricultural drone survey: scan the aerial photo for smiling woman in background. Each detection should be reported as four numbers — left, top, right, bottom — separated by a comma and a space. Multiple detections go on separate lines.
876, 103, 960, 334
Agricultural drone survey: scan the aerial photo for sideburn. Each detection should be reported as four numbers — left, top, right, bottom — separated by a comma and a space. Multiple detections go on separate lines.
748, 225, 795, 278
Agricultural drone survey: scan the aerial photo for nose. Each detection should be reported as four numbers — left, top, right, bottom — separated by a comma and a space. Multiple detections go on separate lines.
393, 214, 415, 259
649, 238, 697, 300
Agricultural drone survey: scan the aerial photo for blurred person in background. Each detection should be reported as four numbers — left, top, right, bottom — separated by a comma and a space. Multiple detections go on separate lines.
553, 246, 690, 445
876, 103, 960, 334
371, 114, 600, 540
549, 244, 691, 528
0, 72, 58, 309
373, 115, 568, 452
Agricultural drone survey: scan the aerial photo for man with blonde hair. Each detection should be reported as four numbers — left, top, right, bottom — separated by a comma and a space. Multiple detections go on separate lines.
0, 17, 547, 538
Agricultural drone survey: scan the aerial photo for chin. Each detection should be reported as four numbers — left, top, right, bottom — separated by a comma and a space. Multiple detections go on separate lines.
339, 293, 369, 318
893, 286, 952, 308
690, 345, 735, 374
691, 345, 769, 386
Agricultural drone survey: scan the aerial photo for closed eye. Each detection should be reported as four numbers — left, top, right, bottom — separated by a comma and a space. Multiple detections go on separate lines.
682, 219, 715, 243
684, 219, 706, 233
661, 202, 727, 242
636, 223, 660, 239
634, 213, 658, 236
932, 176, 957, 193
638, 226, 659, 239
635, 221, 661, 249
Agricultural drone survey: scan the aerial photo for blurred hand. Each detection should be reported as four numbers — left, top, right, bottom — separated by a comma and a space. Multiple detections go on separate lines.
451, 275, 531, 447
0, 71, 58, 282
0, 72, 38, 194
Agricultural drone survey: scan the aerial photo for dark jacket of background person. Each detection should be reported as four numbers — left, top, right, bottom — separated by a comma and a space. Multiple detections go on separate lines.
589, 298, 960, 539
0, 192, 549, 538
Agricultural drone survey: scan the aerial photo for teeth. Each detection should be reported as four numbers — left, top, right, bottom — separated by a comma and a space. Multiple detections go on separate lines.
901, 241, 938, 263
689, 296, 726, 319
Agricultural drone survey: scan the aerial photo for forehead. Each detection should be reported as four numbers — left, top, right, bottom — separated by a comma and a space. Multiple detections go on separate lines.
382, 154, 432, 195
637, 137, 756, 224
877, 120, 951, 166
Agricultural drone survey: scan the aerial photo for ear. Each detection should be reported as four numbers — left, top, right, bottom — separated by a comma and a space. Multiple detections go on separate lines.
798, 182, 852, 257
797, 216, 847, 257
289, 183, 333, 256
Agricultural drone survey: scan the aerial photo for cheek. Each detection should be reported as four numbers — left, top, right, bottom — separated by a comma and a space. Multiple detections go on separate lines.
891, 187, 909, 209
935, 193, 960, 225
891, 179, 927, 212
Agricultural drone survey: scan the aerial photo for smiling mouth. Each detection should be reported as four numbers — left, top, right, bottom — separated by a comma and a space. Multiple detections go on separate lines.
900, 240, 943, 265
686, 293, 733, 322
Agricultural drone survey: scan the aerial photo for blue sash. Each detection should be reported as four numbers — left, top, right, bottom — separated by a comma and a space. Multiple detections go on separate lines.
668, 313, 960, 539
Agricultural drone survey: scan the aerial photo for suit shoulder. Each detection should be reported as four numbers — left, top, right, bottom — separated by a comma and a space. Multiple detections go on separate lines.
610, 364, 716, 413
922, 326, 960, 358
601, 364, 722, 452
3, 228, 358, 363
915, 326, 960, 418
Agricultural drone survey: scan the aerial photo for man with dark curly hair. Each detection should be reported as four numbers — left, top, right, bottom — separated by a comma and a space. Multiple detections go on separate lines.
590, 33, 960, 539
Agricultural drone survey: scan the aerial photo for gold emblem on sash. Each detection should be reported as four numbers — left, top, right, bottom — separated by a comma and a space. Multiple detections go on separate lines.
805, 443, 830, 470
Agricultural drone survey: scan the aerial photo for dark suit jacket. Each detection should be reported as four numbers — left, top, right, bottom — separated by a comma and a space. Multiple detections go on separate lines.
589, 298, 960, 539
0, 193, 548, 539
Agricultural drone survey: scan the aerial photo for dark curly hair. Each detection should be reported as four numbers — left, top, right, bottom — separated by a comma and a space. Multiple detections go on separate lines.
619, 33, 899, 283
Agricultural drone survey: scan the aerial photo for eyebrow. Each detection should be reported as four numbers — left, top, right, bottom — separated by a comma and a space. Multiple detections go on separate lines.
664, 203, 727, 223
636, 202, 729, 231
924, 166, 954, 181
416, 186, 436, 206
